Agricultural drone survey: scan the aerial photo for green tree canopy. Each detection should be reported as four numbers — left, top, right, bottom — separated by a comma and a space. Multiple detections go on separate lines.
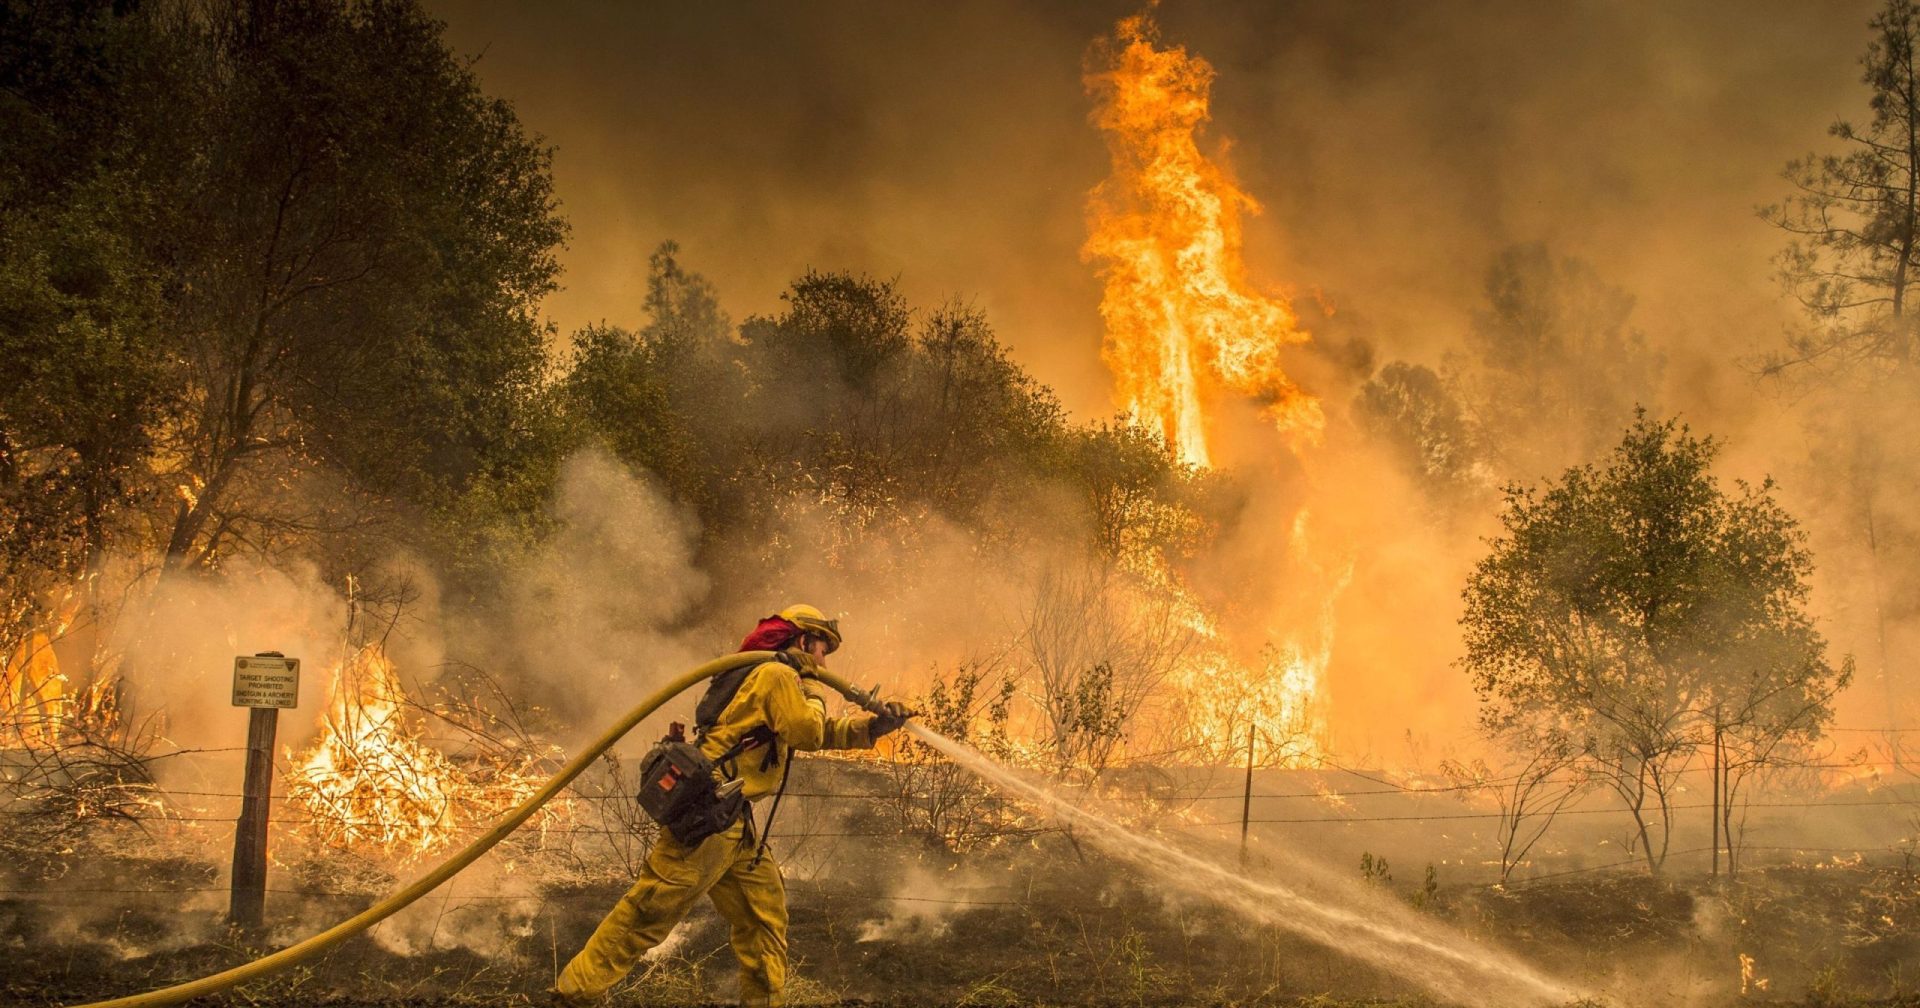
1461, 412, 1847, 873
1, 0, 568, 599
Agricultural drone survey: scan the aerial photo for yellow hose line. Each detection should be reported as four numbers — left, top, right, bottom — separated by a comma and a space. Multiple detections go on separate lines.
68, 649, 806, 1008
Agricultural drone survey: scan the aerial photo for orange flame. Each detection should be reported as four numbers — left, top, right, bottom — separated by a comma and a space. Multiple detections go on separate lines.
1083, 13, 1322, 468
1083, 13, 1335, 765
3, 631, 68, 747
289, 644, 544, 858
1133, 512, 1346, 767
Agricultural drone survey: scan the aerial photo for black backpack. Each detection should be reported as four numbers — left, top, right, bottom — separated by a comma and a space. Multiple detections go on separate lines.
634, 654, 797, 847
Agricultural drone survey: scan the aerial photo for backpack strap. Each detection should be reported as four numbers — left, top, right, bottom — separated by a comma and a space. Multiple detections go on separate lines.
694, 652, 803, 736
696, 651, 801, 779
748, 752, 794, 869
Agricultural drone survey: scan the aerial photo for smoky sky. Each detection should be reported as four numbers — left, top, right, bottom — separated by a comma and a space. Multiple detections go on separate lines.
430, 0, 1875, 424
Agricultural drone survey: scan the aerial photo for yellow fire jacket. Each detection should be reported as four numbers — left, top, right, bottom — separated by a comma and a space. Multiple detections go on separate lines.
697, 650, 874, 801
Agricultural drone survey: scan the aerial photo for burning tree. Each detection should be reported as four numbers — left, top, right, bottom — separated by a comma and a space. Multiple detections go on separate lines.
1460, 412, 1847, 875
1076, 11, 1350, 770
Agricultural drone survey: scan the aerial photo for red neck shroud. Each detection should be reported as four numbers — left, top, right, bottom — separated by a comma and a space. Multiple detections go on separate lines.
739, 616, 800, 653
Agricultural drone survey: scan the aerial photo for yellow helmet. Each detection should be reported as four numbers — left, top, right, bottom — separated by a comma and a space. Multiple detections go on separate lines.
777, 603, 842, 653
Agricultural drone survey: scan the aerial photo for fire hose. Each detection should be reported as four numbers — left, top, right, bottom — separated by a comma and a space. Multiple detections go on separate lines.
65, 651, 890, 1008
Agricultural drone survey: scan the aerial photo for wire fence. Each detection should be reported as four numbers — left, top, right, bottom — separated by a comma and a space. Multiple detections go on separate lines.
7, 794, 1916, 830
3, 724, 1917, 914
11, 753, 1918, 806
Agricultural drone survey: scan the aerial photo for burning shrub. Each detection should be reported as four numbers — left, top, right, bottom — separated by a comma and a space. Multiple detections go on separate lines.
0, 664, 165, 876
288, 644, 560, 860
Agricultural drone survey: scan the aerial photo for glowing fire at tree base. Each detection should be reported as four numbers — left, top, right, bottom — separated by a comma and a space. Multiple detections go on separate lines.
1139, 527, 1350, 769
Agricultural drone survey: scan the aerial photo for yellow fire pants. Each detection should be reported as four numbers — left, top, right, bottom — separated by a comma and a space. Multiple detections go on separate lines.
555, 820, 787, 1006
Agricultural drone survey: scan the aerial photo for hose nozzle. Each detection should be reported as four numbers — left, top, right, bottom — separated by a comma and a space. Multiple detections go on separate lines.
808, 667, 917, 723
835, 680, 888, 716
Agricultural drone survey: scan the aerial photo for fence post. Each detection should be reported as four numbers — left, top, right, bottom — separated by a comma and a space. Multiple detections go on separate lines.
227, 650, 299, 930
1239, 723, 1255, 866
229, 705, 278, 929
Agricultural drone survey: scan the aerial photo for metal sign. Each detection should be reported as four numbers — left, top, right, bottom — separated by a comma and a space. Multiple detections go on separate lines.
231, 654, 300, 708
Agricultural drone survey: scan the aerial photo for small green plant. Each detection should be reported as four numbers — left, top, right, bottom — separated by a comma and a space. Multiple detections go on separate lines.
1119, 926, 1170, 1004
879, 660, 1036, 851
1410, 863, 1440, 911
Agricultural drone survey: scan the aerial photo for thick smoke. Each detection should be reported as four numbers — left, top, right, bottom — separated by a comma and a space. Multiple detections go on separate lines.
109, 561, 353, 792
19, 6, 1920, 1000
470, 448, 712, 741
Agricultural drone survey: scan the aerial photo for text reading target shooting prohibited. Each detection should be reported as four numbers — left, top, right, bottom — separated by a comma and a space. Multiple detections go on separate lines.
230, 655, 300, 709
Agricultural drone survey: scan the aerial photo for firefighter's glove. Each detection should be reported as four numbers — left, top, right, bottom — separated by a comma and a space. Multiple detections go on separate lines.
867, 701, 915, 739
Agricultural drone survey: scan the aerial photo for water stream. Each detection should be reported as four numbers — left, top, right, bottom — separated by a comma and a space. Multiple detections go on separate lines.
908, 723, 1592, 1008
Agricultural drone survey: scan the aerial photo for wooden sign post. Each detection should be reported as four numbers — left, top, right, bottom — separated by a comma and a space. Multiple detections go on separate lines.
229, 651, 299, 930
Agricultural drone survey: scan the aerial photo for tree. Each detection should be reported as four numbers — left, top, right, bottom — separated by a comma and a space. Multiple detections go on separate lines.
1023, 563, 1195, 778
0, 2, 192, 657
1763, 0, 1920, 727
1764, 0, 1920, 370
1451, 243, 1663, 482
0, 0, 570, 717
1461, 412, 1847, 874
1441, 744, 1589, 884
1068, 419, 1207, 566
564, 242, 755, 546
897, 301, 1064, 528
147, 0, 565, 578
1354, 360, 1483, 509
875, 659, 1039, 852
723, 271, 1072, 551
734, 271, 916, 525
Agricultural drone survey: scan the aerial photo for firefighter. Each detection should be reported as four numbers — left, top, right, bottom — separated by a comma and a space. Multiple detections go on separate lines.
553, 604, 912, 1007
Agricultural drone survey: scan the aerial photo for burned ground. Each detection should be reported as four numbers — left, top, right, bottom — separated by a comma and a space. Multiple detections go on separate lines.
5, 806, 1920, 1008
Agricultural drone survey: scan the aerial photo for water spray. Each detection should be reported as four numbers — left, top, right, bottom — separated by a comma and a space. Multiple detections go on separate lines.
904, 723, 1593, 1008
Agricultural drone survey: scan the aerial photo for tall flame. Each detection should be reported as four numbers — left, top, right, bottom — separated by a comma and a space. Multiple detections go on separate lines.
3, 597, 106, 748
1083, 13, 1340, 766
1083, 13, 1322, 467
